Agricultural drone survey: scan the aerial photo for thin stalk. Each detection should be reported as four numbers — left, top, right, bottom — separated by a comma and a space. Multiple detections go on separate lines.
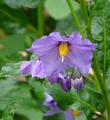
85, 73, 101, 92
80, 0, 92, 39
93, 54, 110, 119
103, 23, 107, 80
92, 70, 101, 92
66, 0, 82, 32
37, 4, 44, 36
80, 1, 110, 119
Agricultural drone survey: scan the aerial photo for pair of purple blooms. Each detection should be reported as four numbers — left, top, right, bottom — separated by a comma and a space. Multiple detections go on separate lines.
20, 32, 96, 91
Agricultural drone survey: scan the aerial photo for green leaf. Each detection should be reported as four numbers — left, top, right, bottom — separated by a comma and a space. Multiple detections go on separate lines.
2, 0, 44, 8
0, 63, 20, 78
2, 102, 17, 120
45, 0, 79, 20
91, 0, 110, 73
0, 34, 26, 58
0, 79, 18, 97
0, 80, 43, 120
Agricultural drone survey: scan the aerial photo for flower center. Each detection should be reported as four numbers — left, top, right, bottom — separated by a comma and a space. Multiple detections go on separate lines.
58, 42, 69, 62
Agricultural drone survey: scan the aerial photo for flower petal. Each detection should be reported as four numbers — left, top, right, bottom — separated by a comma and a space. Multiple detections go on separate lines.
40, 47, 60, 76
44, 92, 54, 106
58, 73, 71, 92
64, 110, 75, 120
49, 32, 64, 41
20, 60, 46, 78
44, 110, 60, 116
69, 45, 94, 75
72, 77, 84, 90
68, 33, 96, 50
28, 36, 58, 56
44, 92, 61, 116
28, 32, 64, 56
31, 60, 46, 78
48, 74, 59, 84
68, 33, 82, 44
20, 61, 31, 75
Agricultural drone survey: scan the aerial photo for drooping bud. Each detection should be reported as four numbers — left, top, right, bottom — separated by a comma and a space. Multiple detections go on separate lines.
71, 68, 84, 90
58, 73, 71, 92
72, 77, 84, 90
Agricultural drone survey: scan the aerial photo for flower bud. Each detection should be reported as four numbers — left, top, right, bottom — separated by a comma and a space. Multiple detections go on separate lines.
72, 77, 84, 90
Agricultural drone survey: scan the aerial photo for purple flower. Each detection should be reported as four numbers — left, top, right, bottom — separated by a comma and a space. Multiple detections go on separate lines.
48, 68, 83, 92
28, 32, 96, 76
58, 73, 71, 92
48, 73, 71, 92
44, 92, 75, 120
71, 68, 84, 90
20, 61, 32, 75
44, 92, 61, 116
20, 60, 46, 78
20, 32, 96, 92
72, 77, 84, 90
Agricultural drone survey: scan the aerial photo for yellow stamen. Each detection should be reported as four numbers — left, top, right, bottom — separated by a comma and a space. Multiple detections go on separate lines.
72, 110, 81, 117
58, 42, 69, 62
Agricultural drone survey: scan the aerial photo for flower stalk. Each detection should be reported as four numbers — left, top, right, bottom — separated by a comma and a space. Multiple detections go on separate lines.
66, 0, 82, 32
37, 3, 44, 36
80, 0, 92, 39
103, 22, 108, 80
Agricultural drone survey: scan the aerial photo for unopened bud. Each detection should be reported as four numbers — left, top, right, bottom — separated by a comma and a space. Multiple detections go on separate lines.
72, 77, 84, 90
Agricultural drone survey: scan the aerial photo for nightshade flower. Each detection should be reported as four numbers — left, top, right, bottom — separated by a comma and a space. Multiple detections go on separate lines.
71, 68, 84, 90
28, 32, 96, 76
48, 68, 84, 92
72, 77, 83, 90
48, 73, 71, 92
44, 92, 61, 116
20, 60, 46, 78
44, 92, 75, 120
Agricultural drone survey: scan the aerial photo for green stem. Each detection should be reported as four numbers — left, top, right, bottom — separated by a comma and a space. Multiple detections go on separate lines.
37, 4, 44, 36
103, 22, 107, 80
80, 0, 92, 39
66, 0, 82, 32
93, 54, 110, 119
92, 70, 101, 91
80, 2, 110, 119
